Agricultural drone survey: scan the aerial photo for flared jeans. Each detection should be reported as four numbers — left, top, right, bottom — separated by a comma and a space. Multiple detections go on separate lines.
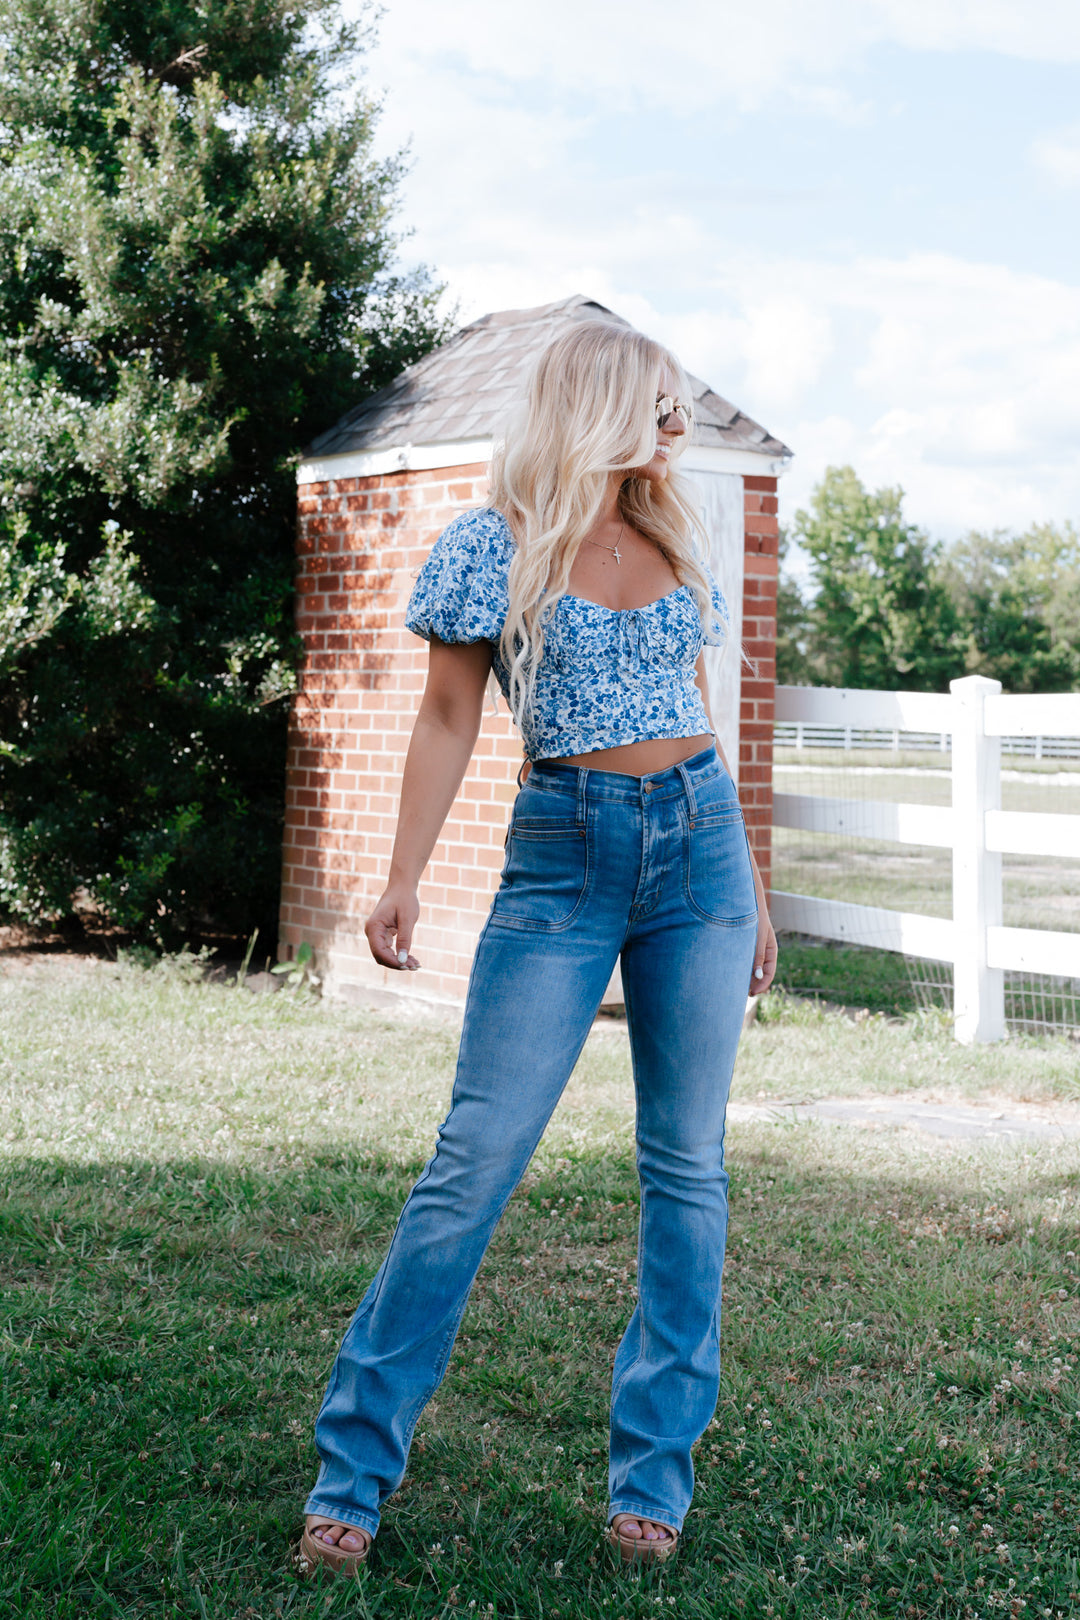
305, 746, 759, 1540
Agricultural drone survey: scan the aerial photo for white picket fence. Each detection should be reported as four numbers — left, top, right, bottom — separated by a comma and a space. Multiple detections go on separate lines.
769, 677, 1080, 1044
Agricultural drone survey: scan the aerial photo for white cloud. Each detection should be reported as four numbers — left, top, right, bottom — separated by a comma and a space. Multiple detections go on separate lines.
763, 254, 1080, 534
361, 0, 1080, 121
866, 0, 1080, 56
1031, 124, 1080, 188
738, 298, 835, 409
426, 244, 1080, 535
341, 1, 1080, 537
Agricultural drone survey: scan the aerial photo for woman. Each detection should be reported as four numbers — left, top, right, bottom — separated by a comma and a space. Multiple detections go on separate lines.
300, 320, 778, 1574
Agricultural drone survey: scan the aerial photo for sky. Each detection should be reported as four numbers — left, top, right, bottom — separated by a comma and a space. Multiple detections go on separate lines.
345, 0, 1080, 547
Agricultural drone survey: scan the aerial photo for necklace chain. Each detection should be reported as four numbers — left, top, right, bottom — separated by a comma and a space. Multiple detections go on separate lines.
584, 519, 624, 565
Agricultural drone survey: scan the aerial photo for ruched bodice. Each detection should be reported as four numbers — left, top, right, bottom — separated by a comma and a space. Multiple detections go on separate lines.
405, 508, 729, 761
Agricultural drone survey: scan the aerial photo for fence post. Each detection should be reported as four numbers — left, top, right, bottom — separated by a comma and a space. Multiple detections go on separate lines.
950, 675, 1005, 1043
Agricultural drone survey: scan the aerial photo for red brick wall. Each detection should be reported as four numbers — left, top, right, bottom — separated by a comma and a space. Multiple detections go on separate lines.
280, 464, 779, 1001
280, 463, 519, 1001
740, 474, 779, 892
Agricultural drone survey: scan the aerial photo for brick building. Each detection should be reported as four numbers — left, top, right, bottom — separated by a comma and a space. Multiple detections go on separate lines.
281, 295, 791, 1004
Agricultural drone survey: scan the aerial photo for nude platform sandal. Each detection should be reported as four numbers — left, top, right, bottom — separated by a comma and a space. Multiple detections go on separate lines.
298, 1520, 372, 1578
605, 1513, 679, 1565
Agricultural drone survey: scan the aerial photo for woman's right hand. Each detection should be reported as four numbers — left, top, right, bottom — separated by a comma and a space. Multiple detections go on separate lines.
365, 884, 421, 970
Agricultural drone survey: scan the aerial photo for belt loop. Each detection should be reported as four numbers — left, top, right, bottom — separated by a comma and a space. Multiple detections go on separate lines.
576, 767, 589, 829
676, 760, 697, 825
516, 757, 530, 789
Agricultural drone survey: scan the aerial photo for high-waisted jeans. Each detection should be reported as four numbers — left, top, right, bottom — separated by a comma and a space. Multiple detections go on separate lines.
305, 745, 758, 1540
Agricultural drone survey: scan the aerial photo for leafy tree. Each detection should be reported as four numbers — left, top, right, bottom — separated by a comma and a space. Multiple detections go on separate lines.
775, 525, 814, 686
0, 0, 449, 938
792, 465, 964, 691
939, 523, 1080, 693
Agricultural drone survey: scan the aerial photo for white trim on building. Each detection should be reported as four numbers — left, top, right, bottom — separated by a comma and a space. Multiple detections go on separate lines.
296, 440, 790, 486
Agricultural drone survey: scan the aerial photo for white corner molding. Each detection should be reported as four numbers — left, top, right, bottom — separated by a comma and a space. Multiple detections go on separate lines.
297, 439, 496, 485
678, 445, 792, 479
297, 440, 790, 486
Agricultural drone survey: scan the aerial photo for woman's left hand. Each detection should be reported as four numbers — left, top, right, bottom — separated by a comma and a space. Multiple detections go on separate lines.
749, 903, 778, 996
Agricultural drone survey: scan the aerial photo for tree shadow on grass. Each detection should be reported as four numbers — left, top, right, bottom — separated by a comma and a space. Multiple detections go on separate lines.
2, 1145, 1079, 1618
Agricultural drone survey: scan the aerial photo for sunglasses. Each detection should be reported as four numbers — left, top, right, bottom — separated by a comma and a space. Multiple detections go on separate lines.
656, 395, 692, 430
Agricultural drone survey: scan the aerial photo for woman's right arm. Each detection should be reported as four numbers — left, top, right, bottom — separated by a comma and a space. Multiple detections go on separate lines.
365, 637, 494, 971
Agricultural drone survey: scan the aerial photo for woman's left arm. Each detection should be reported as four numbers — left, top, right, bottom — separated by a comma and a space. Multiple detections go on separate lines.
695, 654, 778, 995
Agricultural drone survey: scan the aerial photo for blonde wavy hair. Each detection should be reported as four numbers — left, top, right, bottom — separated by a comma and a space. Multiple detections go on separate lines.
488, 320, 715, 723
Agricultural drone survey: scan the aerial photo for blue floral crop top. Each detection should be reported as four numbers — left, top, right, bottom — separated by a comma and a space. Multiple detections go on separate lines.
405, 507, 729, 762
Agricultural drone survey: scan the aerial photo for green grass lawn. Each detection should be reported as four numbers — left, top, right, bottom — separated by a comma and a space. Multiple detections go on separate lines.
769, 937, 939, 1019
3, 957, 1080, 1619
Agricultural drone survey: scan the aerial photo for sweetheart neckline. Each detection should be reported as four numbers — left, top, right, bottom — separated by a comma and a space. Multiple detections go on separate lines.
558, 585, 690, 615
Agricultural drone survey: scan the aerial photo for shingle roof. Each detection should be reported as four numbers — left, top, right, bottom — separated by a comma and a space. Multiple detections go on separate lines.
307, 294, 791, 462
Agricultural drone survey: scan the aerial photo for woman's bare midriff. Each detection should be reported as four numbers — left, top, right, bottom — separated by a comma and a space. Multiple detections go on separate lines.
543, 733, 714, 777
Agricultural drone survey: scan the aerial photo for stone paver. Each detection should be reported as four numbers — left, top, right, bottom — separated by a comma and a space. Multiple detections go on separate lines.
726, 1096, 1080, 1141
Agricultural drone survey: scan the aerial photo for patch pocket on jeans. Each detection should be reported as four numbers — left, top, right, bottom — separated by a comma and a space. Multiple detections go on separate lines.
490, 818, 589, 931
684, 811, 758, 925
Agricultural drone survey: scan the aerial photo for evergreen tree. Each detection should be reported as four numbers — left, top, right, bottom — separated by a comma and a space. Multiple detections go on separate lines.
793, 465, 964, 691
0, 0, 449, 937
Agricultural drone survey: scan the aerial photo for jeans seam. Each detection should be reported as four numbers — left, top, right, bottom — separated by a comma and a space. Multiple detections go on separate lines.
609, 1323, 644, 1408
396, 1288, 478, 1461
610, 1175, 646, 1410
681, 898, 758, 929
612, 971, 644, 1413
313, 1351, 345, 1431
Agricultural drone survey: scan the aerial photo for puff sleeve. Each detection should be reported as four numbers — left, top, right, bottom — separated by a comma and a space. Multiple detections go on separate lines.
701, 561, 731, 648
404, 508, 513, 645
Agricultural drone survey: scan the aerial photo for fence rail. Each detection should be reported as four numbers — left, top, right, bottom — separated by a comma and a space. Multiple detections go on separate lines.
770, 677, 1080, 1042
775, 720, 1080, 760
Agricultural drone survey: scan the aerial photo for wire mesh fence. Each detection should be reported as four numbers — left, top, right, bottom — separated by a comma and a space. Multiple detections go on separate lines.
772, 728, 1080, 1038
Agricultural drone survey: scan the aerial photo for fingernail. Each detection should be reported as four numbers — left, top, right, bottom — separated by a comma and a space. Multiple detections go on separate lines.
398, 949, 408, 965
754, 967, 764, 980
